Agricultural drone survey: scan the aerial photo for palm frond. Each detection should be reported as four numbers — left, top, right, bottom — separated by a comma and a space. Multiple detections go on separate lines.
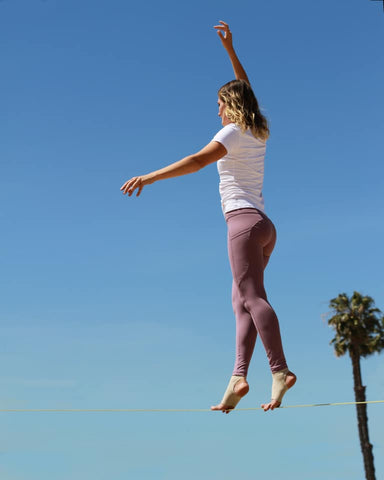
328, 292, 384, 358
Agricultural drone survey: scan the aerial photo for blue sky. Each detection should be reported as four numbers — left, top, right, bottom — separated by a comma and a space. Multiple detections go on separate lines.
1, 0, 384, 479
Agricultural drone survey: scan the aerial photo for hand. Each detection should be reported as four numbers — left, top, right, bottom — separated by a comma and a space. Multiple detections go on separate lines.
120, 175, 149, 197
214, 20, 233, 51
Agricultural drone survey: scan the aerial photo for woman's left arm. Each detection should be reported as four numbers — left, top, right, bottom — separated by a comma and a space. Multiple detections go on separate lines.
120, 141, 227, 197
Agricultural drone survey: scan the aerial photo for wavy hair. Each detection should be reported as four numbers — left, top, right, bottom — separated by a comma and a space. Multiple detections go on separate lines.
218, 80, 270, 141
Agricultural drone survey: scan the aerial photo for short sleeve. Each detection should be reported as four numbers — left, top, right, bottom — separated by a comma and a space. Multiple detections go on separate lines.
212, 124, 240, 154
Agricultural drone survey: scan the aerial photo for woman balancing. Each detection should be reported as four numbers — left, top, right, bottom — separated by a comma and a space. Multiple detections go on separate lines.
121, 21, 296, 413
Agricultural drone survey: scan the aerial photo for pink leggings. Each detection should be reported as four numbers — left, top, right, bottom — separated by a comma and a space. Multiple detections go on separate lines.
225, 208, 287, 376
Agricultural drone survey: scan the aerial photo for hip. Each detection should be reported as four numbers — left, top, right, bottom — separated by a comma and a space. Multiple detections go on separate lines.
225, 208, 276, 243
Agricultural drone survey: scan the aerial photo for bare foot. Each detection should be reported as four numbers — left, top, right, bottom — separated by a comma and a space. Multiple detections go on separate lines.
261, 371, 296, 412
211, 379, 249, 414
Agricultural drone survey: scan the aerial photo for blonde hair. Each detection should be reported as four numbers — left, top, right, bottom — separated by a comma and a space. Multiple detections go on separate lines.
218, 80, 270, 141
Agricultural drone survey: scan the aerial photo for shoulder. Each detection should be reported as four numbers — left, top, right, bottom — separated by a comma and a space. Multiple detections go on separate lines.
215, 123, 241, 137
212, 123, 241, 151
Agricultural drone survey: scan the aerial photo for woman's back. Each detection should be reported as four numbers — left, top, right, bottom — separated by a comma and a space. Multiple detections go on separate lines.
213, 123, 266, 214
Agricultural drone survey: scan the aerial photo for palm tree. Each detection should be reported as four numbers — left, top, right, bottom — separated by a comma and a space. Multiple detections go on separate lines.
328, 291, 384, 480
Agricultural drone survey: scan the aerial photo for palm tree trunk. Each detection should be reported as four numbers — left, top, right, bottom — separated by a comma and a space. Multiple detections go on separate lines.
350, 348, 376, 480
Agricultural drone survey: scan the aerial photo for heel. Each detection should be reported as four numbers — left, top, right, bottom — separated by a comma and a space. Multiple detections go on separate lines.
271, 369, 296, 404
220, 376, 248, 410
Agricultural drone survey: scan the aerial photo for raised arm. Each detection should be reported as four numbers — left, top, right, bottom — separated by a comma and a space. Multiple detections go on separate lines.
120, 141, 227, 197
214, 21, 250, 85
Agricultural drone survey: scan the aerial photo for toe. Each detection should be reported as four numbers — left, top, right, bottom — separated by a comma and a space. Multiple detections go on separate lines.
211, 403, 233, 413
270, 400, 281, 410
261, 403, 270, 412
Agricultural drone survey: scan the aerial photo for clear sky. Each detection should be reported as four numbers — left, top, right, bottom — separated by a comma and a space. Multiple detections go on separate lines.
1, 0, 384, 479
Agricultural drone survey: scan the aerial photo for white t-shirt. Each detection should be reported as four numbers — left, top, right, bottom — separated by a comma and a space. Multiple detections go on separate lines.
212, 123, 266, 215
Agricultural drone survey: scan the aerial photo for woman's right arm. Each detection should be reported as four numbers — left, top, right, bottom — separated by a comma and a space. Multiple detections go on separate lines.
120, 141, 227, 198
214, 21, 250, 85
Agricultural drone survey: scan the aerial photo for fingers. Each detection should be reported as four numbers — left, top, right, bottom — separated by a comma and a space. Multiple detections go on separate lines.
120, 177, 143, 197
214, 28, 229, 43
213, 20, 230, 33
213, 21, 232, 43
214, 26, 228, 35
213, 20, 229, 28
216, 30, 224, 41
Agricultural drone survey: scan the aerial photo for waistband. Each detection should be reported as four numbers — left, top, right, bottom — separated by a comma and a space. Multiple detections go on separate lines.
225, 207, 265, 222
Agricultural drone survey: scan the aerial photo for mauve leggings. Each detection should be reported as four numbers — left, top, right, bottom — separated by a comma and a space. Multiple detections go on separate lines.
225, 208, 287, 376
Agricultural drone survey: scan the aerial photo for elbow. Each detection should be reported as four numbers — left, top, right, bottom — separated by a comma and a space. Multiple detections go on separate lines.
192, 155, 205, 172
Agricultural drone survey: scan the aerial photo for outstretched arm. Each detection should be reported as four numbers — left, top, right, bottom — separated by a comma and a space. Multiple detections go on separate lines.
214, 20, 250, 85
120, 141, 227, 197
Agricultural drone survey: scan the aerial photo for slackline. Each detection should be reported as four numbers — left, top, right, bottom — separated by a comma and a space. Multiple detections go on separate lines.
0, 400, 383, 412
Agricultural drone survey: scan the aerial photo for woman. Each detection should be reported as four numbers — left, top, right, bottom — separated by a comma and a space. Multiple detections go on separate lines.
121, 21, 296, 414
